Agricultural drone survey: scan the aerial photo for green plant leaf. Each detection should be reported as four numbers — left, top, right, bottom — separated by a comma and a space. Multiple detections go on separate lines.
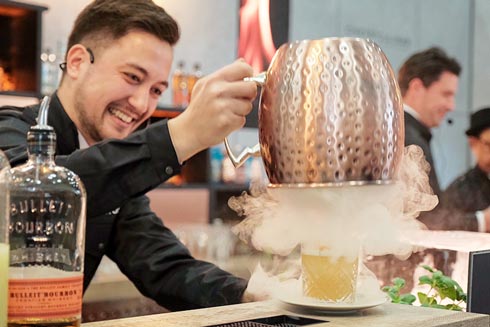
421, 265, 435, 273
437, 283, 457, 300
400, 294, 416, 305
429, 303, 447, 310
418, 292, 429, 305
445, 304, 463, 311
382, 285, 401, 303
382, 286, 391, 292
393, 265, 467, 311
388, 291, 400, 302
443, 277, 457, 287
453, 282, 466, 301
433, 270, 443, 279
433, 275, 461, 301
393, 277, 406, 288
419, 275, 432, 286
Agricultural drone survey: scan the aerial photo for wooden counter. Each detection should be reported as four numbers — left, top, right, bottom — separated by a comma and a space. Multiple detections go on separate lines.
82, 300, 488, 327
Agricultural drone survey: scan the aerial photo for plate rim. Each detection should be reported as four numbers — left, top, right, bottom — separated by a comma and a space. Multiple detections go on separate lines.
278, 293, 389, 311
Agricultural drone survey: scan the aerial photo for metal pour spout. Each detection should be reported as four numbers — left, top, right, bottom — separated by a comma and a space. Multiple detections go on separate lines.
34, 95, 54, 131
27, 95, 56, 157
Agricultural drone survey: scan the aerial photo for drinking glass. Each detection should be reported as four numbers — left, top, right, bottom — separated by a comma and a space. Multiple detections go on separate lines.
301, 243, 360, 303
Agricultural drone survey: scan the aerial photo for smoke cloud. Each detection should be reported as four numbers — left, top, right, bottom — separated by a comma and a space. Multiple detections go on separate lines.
229, 145, 438, 302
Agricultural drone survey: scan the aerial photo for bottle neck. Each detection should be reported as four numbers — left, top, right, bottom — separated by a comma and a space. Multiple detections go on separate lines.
26, 129, 56, 164
27, 152, 55, 164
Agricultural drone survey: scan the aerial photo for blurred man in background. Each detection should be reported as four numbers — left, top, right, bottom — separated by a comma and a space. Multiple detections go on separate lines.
371, 47, 461, 290
398, 47, 461, 198
441, 107, 490, 232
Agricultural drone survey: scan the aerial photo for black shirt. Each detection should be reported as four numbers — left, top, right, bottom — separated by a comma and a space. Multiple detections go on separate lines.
0, 93, 248, 310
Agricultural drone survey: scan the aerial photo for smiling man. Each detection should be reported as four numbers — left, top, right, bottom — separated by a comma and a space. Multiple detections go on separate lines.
61, 30, 173, 144
398, 47, 461, 197
0, 0, 257, 311
393, 48, 461, 284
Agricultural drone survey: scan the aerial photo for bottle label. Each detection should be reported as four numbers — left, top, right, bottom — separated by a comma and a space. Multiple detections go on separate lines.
8, 275, 83, 319
8, 194, 83, 266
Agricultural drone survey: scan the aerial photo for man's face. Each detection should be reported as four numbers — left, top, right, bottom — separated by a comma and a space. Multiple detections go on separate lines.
470, 129, 490, 174
71, 30, 173, 144
418, 71, 459, 128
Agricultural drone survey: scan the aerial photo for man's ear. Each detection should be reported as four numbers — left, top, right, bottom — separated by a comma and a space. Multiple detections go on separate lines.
407, 78, 425, 93
65, 44, 91, 79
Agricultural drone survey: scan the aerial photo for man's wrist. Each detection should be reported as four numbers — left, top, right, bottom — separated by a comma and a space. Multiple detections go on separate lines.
475, 210, 486, 232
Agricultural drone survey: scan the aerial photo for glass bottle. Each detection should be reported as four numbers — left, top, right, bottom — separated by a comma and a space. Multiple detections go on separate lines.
0, 150, 10, 327
171, 60, 188, 107
40, 48, 57, 96
187, 62, 202, 103
7, 97, 86, 327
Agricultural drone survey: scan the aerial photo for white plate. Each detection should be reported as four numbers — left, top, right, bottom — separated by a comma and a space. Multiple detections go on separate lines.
279, 293, 389, 313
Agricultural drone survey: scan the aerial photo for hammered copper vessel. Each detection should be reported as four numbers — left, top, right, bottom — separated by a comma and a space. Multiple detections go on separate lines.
226, 37, 404, 187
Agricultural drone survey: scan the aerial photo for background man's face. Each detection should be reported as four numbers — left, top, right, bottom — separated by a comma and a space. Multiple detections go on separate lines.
418, 71, 459, 128
471, 128, 490, 174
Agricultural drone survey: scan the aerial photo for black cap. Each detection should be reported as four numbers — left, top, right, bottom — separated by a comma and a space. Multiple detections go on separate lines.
466, 107, 490, 137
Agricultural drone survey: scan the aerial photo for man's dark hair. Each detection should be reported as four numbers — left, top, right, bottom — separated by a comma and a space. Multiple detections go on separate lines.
66, 0, 180, 59
398, 47, 461, 96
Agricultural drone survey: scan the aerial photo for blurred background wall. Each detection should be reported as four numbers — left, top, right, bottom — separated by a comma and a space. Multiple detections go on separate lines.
9, 0, 490, 189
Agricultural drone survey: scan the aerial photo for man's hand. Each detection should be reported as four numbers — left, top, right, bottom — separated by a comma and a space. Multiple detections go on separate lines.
241, 289, 267, 303
168, 59, 257, 163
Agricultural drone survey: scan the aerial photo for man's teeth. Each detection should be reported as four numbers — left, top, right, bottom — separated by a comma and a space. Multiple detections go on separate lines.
109, 108, 133, 123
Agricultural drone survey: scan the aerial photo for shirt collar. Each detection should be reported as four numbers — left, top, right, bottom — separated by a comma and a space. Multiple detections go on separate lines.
78, 132, 89, 150
404, 104, 421, 121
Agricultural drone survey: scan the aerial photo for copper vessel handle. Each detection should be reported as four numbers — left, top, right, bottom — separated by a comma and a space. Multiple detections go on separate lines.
223, 72, 266, 168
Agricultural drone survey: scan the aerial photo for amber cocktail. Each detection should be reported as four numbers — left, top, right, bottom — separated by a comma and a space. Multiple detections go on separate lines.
302, 247, 359, 303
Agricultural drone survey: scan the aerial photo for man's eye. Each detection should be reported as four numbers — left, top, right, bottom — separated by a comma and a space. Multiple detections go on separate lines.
152, 87, 164, 96
125, 73, 141, 83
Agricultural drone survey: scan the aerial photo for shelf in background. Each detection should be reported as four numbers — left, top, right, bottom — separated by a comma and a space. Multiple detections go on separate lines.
0, 90, 41, 98
160, 182, 249, 192
156, 181, 250, 222
151, 103, 258, 128
152, 106, 185, 119
209, 182, 250, 192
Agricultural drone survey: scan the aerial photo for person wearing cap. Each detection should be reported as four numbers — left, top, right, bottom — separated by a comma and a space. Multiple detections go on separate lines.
398, 47, 461, 197
439, 107, 490, 232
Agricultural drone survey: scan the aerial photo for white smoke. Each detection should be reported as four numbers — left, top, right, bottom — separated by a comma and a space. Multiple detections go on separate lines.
229, 145, 438, 302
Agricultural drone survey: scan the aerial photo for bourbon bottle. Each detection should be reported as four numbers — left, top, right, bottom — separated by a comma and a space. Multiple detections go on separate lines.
7, 97, 86, 327
0, 150, 10, 327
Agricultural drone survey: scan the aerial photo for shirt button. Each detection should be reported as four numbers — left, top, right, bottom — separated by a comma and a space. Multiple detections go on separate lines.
98, 243, 105, 250
165, 166, 174, 175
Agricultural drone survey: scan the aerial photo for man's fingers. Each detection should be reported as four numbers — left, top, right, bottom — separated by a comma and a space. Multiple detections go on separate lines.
218, 59, 255, 82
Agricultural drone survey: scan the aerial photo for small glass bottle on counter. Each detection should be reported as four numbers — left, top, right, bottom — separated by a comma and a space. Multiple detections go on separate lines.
7, 97, 86, 327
